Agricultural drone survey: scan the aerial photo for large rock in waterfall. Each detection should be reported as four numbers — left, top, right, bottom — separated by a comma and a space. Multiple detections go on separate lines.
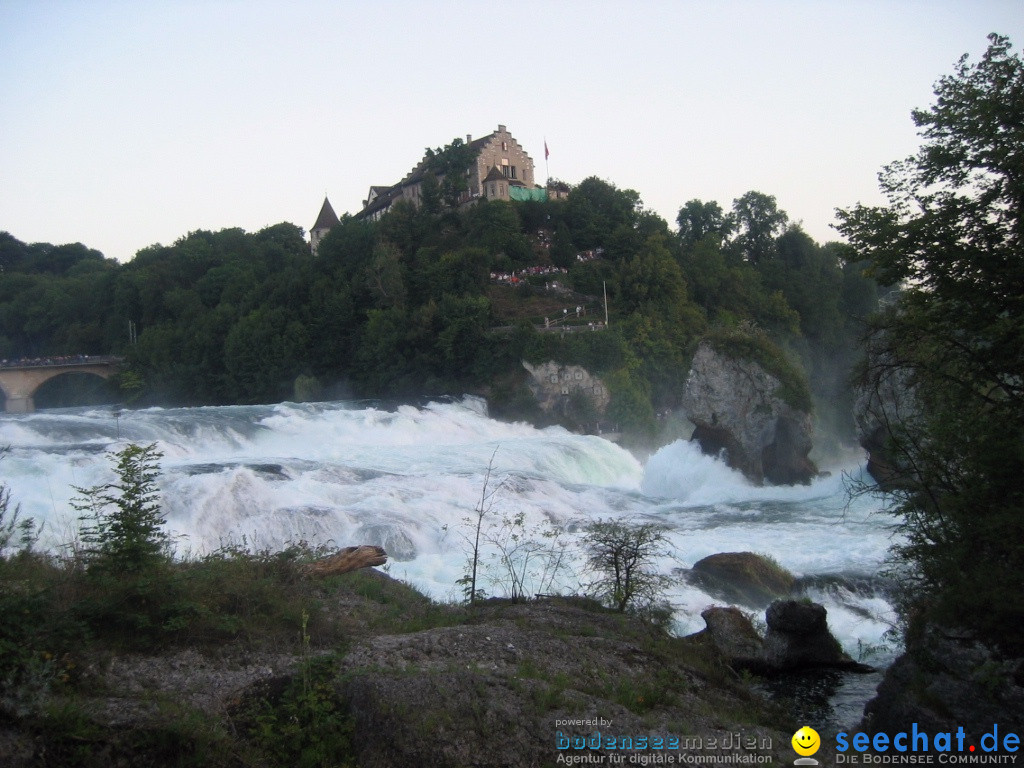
681, 341, 817, 485
852, 342, 917, 488
521, 360, 609, 430
762, 599, 870, 672
689, 600, 872, 674
688, 552, 796, 609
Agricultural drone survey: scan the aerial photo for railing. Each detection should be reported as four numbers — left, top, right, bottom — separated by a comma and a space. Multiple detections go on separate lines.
0, 355, 123, 370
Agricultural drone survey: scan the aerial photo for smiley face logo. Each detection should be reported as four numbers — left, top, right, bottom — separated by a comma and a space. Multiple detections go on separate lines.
792, 726, 820, 757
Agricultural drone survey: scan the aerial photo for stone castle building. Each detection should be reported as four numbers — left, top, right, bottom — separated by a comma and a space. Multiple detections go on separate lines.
358, 124, 543, 221
311, 124, 548, 253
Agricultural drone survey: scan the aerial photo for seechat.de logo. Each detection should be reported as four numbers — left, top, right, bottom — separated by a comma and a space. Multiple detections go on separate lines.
793, 726, 822, 766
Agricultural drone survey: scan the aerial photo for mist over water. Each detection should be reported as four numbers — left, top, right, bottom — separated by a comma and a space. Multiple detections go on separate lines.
0, 397, 897, 661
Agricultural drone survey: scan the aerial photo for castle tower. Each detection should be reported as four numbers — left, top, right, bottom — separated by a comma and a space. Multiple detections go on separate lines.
482, 165, 511, 201
310, 197, 339, 255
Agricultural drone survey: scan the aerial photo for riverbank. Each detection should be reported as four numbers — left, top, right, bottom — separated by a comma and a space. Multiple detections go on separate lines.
0, 548, 799, 767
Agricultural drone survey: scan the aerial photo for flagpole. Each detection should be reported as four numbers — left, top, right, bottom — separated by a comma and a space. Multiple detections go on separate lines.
544, 137, 550, 183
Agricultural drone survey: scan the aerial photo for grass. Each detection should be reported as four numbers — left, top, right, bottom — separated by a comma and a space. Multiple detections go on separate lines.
0, 461, 793, 766
487, 284, 601, 326
0, 537, 466, 768
1, 545, 794, 765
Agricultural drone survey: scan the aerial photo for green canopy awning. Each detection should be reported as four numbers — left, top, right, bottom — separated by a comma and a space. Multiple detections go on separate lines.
508, 186, 548, 202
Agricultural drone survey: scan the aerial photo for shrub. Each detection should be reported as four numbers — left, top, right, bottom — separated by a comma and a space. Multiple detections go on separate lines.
583, 518, 672, 613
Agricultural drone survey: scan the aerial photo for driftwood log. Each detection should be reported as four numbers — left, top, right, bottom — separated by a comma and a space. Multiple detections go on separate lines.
301, 545, 388, 577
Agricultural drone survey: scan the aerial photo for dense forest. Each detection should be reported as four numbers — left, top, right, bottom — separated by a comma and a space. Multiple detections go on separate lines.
0, 177, 879, 443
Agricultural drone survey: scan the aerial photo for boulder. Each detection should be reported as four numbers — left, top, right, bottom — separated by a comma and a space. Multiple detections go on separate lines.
689, 599, 873, 675
692, 606, 765, 670
762, 600, 872, 672
681, 342, 817, 485
689, 552, 795, 609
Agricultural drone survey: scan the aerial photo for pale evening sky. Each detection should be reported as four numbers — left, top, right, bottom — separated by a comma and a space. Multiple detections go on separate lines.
1, 1, 1022, 263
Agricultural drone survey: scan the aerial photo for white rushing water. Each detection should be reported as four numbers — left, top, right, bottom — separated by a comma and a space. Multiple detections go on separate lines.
0, 397, 897, 659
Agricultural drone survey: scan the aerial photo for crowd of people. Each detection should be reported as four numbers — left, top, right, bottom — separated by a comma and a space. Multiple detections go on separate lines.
0, 354, 115, 369
490, 264, 568, 286
489, 246, 606, 289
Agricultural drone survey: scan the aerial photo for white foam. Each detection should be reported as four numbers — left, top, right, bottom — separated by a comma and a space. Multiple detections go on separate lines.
1, 398, 897, 648
642, 438, 853, 505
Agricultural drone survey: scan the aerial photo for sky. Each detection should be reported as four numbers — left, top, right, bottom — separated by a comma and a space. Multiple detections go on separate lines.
2, 1, 1022, 263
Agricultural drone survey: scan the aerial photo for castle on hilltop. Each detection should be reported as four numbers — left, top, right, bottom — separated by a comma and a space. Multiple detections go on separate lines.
311, 124, 551, 254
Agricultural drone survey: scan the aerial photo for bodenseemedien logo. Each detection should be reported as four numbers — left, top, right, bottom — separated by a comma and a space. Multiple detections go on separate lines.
793, 726, 821, 766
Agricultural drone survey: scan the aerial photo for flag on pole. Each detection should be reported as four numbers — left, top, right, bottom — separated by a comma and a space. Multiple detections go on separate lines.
544, 140, 550, 160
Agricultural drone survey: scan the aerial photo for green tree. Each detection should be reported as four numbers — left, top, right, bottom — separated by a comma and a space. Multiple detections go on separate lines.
224, 307, 308, 403
0, 453, 37, 559
435, 293, 491, 374
565, 177, 641, 250
836, 34, 1024, 651
730, 191, 788, 264
366, 239, 407, 309
355, 306, 410, 393
75, 443, 168, 574
420, 172, 443, 215
424, 137, 478, 207
677, 199, 731, 251
550, 222, 576, 269
616, 233, 689, 317
425, 247, 490, 300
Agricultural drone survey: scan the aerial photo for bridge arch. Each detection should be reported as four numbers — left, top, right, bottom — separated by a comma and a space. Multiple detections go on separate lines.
0, 358, 121, 413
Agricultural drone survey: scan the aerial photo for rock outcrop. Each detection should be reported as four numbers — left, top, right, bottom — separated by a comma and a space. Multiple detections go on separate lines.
3, 577, 795, 767
681, 342, 817, 485
688, 552, 795, 609
763, 600, 871, 672
692, 606, 766, 670
522, 360, 609, 428
335, 599, 789, 766
862, 624, 1024, 746
852, 346, 917, 488
692, 599, 873, 674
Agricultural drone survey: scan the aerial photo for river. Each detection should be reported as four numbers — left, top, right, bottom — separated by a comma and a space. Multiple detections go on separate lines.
1, 396, 897, 722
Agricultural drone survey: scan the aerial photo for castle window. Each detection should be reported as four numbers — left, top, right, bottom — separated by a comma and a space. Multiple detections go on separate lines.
502, 141, 508, 151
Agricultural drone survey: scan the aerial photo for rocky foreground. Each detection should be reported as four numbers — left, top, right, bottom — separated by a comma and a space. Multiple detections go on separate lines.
1, 569, 802, 767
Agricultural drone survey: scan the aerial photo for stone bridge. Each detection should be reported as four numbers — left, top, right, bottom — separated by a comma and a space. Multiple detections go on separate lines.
0, 356, 122, 413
